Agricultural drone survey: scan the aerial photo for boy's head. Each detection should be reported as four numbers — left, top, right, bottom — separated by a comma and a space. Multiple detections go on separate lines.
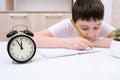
72, 0, 104, 23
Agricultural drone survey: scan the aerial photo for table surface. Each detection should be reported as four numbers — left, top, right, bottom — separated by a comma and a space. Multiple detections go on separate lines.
0, 42, 120, 80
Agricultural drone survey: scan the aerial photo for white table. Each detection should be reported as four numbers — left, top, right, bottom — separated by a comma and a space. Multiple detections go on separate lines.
0, 42, 120, 80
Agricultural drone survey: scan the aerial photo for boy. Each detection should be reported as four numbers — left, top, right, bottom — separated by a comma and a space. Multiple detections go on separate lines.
33, 0, 115, 50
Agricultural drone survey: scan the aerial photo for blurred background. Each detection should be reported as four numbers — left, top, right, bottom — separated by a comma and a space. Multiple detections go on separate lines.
0, 0, 120, 41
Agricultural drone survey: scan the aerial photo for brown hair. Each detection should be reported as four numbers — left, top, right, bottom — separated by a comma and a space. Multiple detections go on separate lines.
72, 0, 104, 23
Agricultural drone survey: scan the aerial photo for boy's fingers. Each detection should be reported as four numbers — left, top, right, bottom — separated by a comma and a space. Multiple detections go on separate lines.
79, 37, 92, 46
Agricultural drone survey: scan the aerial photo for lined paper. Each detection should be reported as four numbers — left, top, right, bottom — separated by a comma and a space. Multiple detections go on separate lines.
37, 48, 101, 58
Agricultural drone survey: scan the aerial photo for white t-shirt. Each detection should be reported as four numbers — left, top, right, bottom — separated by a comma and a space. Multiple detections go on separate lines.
48, 19, 115, 38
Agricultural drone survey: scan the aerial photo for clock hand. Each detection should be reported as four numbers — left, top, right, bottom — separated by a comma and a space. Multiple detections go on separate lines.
20, 42, 23, 49
16, 40, 23, 50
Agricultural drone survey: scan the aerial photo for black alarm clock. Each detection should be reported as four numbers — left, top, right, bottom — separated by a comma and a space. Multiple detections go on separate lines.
6, 25, 36, 63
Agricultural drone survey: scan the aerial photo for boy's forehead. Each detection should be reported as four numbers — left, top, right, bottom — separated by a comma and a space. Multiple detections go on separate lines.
76, 19, 102, 27
77, 19, 102, 24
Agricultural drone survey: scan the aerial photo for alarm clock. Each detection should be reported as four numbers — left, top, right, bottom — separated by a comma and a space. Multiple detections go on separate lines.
6, 25, 36, 63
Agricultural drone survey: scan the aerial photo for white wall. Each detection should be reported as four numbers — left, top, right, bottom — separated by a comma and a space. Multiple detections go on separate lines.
14, 0, 71, 11
101, 0, 112, 24
112, 0, 120, 27
0, 0, 112, 24
0, 0, 5, 10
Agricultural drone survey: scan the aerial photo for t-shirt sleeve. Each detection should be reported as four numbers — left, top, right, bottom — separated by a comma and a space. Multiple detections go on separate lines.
99, 22, 116, 38
48, 20, 68, 37
48, 19, 78, 38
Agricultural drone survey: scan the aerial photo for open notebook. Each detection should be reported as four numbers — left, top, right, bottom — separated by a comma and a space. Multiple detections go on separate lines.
36, 48, 101, 58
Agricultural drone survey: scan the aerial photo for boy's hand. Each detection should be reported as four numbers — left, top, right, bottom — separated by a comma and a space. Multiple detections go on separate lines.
65, 37, 93, 50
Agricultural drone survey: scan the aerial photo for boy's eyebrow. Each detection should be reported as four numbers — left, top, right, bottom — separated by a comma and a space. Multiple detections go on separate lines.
79, 25, 89, 28
79, 22, 102, 28
95, 22, 102, 27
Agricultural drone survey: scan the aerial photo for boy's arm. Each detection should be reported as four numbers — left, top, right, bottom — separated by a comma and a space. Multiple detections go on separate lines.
33, 30, 66, 48
33, 30, 92, 50
107, 31, 115, 38
92, 31, 115, 48
92, 38, 113, 48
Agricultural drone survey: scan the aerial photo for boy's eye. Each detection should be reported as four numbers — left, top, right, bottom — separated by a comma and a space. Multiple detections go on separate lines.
94, 27, 100, 30
81, 28, 89, 30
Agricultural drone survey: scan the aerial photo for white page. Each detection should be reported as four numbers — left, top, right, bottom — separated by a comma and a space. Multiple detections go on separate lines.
36, 48, 101, 58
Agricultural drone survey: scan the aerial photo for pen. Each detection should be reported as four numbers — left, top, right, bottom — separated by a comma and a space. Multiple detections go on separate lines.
70, 19, 92, 49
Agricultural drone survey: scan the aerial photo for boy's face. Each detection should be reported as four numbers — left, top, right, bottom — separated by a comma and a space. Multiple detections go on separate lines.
76, 19, 102, 41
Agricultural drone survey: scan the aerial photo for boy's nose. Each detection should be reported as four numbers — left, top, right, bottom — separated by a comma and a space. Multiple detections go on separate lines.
86, 31, 95, 40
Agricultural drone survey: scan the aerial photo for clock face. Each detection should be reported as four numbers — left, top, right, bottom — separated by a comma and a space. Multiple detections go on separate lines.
7, 35, 36, 63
